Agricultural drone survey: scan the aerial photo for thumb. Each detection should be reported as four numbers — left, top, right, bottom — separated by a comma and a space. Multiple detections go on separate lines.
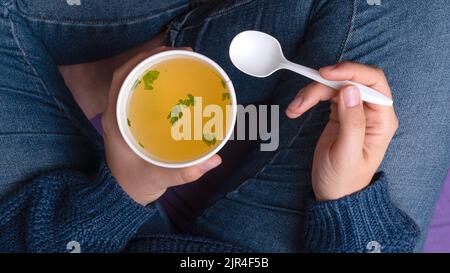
178, 154, 222, 183
334, 86, 366, 157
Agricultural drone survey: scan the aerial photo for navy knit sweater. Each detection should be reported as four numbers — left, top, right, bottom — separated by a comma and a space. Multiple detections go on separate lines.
0, 161, 419, 253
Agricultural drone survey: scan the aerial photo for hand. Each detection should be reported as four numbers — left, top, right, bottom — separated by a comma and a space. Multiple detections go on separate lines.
286, 62, 398, 201
102, 46, 222, 206
60, 31, 166, 119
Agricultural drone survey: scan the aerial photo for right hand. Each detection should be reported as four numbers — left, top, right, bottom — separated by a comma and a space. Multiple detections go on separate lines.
102, 46, 222, 206
286, 62, 398, 201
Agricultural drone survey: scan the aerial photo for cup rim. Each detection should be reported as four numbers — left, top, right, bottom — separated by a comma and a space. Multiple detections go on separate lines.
116, 50, 237, 169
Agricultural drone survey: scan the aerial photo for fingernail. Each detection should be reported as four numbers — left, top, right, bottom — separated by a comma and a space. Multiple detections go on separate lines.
343, 86, 361, 108
323, 64, 337, 71
200, 156, 221, 172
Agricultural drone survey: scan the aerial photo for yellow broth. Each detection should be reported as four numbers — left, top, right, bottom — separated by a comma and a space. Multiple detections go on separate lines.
127, 57, 232, 163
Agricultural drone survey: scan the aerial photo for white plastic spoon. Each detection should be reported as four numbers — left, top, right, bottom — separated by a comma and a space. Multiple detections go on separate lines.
229, 31, 393, 106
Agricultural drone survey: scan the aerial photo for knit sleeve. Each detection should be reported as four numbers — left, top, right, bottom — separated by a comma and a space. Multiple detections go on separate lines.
302, 173, 420, 253
0, 161, 156, 253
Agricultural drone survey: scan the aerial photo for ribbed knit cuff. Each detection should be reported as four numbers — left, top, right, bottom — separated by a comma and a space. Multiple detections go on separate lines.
303, 174, 419, 253
48, 161, 158, 253
85, 162, 158, 251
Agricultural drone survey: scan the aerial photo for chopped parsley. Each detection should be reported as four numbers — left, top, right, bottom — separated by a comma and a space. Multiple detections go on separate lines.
222, 92, 231, 101
202, 133, 217, 147
143, 70, 160, 90
167, 94, 196, 125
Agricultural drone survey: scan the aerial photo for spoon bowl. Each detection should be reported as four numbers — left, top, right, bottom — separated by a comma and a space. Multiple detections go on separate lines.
229, 31, 285, 77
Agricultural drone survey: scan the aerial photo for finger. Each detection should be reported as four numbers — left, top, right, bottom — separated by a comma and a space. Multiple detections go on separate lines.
323, 61, 398, 123
333, 85, 366, 158
320, 62, 393, 99
286, 82, 336, 119
178, 47, 194, 52
177, 154, 222, 183
320, 62, 388, 91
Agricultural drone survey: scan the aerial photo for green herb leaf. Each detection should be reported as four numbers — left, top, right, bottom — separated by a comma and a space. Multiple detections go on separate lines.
222, 92, 231, 101
138, 142, 145, 148
168, 94, 198, 126
202, 133, 217, 147
178, 95, 195, 107
189, 94, 196, 106
143, 70, 160, 90
127, 118, 131, 127
221, 79, 227, 89
167, 105, 181, 122
170, 117, 179, 125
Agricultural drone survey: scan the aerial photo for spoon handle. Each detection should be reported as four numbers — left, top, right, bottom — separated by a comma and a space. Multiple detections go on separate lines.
281, 61, 393, 106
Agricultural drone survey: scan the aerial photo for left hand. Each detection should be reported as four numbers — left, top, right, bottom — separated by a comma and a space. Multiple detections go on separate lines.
286, 62, 398, 201
102, 46, 222, 206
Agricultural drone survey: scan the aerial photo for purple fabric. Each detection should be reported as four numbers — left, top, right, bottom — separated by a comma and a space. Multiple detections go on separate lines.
424, 170, 450, 252
90, 114, 103, 135
90, 114, 450, 252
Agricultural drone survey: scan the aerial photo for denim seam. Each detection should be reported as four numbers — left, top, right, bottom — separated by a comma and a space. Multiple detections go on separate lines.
257, 109, 318, 175
225, 195, 304, 216
8, 16, 92, 139
166, 6, 199, 46
190, 0, 255, 26
15, 2, 190, 26
264, 0, 318, 166
337, 0, 357, 62
233, 107, 317, 192
306, 0, 320, 31
265, 5, 351, 185
169, 0, 255, 34
7, 18, 43, 103
1, 85, 59, 105
271, 0, 316, 95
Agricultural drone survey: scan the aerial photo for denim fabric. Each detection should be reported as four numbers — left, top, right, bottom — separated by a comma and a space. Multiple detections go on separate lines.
0, 0, 190, 198
13, 0, 192, 64
167, 0, 450, 252
0, 0, 449, 253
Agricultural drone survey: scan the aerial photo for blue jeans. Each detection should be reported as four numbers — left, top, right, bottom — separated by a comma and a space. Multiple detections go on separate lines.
0, 0, 449, 252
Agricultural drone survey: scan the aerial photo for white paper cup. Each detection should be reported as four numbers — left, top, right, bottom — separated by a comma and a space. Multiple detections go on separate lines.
116, 50, 237, 168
